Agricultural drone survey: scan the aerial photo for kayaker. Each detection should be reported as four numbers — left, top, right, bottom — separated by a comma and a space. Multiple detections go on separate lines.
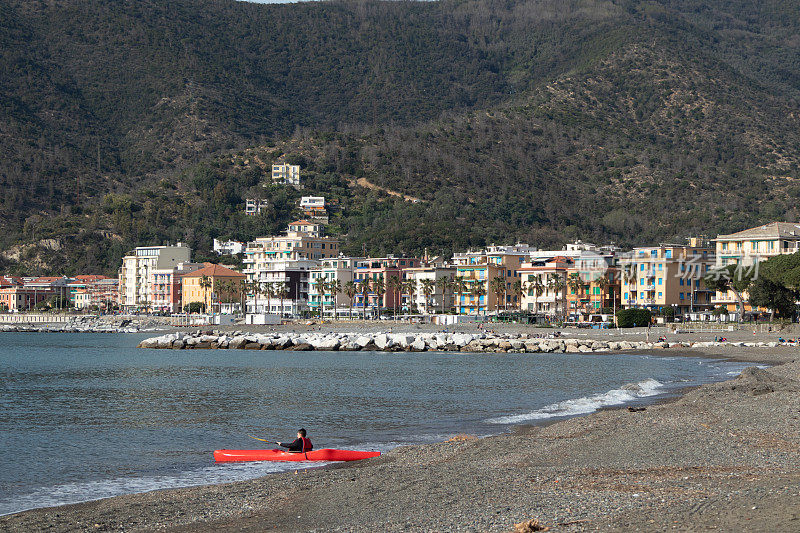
278, 428, 313, 453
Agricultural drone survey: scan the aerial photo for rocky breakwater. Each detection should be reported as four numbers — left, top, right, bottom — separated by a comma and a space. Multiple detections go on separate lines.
137, 331, 785, 353
0, 317, 144, 334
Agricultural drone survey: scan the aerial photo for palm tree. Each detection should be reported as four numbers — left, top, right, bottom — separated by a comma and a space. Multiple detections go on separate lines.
421, 279, 436, 315
452, 276, 466, 315
529, 275, 545, 314
275, 281, 289, 318
512, 279, 524, 312
199, 275, 213, 314
547, 274, 564, 320
238, 279, 248, 315
327, 279, 342, 320
471, 282, 486, 316
358, 279, 372, 319
372, 276, 386, 319
264, 281, 276, 315
567, 273, 584, 319
402, 279, 417, 314
344, 280, 357, 320
313, 276, 327, 318
596, 273, 611, 314
217, 279, 230, 314
387, 275, 402, 320
489, 276, 505, 316
435, 276, 451, 314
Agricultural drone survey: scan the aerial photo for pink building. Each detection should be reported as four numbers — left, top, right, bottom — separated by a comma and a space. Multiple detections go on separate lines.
354, 257, 421, 315
151, 262, 207, 313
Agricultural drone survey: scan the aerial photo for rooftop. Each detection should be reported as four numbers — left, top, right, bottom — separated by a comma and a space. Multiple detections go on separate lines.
181, 264, 245, 279
716, 222, 800, 241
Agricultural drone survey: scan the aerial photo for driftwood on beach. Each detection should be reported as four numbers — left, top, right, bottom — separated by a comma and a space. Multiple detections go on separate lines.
137, 331, 784, 353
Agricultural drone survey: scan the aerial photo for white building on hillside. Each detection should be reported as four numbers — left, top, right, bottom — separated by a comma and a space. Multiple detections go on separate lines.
213, 239, 245, 256
271, 163, 300, 186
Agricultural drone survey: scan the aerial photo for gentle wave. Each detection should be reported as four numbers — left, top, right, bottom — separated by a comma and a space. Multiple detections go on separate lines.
0, 461, 304, 517
485, 378, 664, 424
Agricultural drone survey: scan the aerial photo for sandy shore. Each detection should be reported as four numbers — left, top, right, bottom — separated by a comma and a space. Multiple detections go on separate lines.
2, 344, 798, 532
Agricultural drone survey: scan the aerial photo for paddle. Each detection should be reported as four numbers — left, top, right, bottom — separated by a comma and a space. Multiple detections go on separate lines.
249, 435, 280, 445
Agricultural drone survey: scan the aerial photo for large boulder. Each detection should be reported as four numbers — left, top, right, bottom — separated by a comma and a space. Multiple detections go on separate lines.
390, 334, 415, 348
374, 334, 393, 350
451, 333, 472, 347
316, 337, 341, 351
410, 338, 427, 351
355, 336, 373, 348
228, 336, 247, 349
288, 343, 314, 351
138, 337, 159, 349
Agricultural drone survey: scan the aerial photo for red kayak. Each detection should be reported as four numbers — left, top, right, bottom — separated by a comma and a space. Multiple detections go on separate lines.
214, 448, 381, 463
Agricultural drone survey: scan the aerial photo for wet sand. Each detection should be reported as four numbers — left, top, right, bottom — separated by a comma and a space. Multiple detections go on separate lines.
2, 344, 798, 532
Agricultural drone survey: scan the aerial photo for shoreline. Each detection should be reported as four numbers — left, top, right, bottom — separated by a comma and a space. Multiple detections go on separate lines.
2, 344, 798, 531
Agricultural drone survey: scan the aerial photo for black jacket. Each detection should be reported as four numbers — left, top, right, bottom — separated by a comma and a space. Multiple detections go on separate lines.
279, 438, 313, 452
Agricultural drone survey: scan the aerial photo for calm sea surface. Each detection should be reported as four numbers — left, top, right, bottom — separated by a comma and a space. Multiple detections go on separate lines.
0, 332, 756, 515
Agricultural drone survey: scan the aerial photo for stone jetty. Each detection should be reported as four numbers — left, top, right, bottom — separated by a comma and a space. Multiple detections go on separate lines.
1, 317, 148, 334
136, 330, 783, 353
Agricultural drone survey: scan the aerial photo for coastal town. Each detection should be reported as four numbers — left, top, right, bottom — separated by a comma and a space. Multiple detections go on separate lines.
1, 207, 797, 326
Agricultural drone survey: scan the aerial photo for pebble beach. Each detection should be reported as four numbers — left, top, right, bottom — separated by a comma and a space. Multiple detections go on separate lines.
1, 324, 798, 532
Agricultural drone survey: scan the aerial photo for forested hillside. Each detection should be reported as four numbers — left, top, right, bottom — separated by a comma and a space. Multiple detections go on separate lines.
1, 0, 800, 274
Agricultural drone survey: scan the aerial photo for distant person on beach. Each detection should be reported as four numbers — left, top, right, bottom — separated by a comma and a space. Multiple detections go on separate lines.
278, 428, 313, 453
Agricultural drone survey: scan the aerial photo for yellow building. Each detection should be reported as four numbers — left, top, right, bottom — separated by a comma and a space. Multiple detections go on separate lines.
181, 264, 245, 312
713, 222, 800, 312
271, 163, 300, 186
619, 238, 714, 315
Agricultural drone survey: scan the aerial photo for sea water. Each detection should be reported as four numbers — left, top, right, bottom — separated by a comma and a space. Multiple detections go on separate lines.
0, 332, 758, 516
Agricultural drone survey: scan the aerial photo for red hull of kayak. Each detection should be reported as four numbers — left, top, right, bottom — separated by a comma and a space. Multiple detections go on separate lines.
213, 448, 381, 463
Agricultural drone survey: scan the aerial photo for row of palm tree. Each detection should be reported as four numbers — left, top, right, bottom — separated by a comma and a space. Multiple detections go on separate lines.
228, 271, 615, 319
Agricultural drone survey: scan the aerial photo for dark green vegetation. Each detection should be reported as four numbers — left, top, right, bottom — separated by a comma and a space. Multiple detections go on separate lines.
2, 0, 800, 274
615, 308, 652, 328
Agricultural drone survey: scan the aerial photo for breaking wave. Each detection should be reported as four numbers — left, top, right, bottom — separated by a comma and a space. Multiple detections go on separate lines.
485, 378, 664, 424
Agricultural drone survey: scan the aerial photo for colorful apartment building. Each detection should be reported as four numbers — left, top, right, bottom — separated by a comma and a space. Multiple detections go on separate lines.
519, 256, 572, 316
68, 275, 119, 311
308, 256, 363, 316
0, 276, 56, 312
565, 251, 620, 319
119, 244, 192, 311
619, 238, 714, 315
147, 262, 206, 313
713, 222, 800, 312
452, 244, 533, 315
181, 263, 246, 313
243, 223, 340, 316
353, 257, 421, 314
404, 262, 456, 314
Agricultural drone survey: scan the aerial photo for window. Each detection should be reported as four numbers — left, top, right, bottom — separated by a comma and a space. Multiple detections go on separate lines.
679, 279, 684, 286
658, 292, 663, 298
640, 292, 645, 299
658, 278, 663, 285
640, 264, 645, 271
658, 264, 663, 271
665, 250, 672, 258
679, 292, 684, 300
624, 292, 628, 300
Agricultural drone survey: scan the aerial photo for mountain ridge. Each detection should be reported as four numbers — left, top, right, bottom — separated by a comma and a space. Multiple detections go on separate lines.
1, 0, 799, 274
